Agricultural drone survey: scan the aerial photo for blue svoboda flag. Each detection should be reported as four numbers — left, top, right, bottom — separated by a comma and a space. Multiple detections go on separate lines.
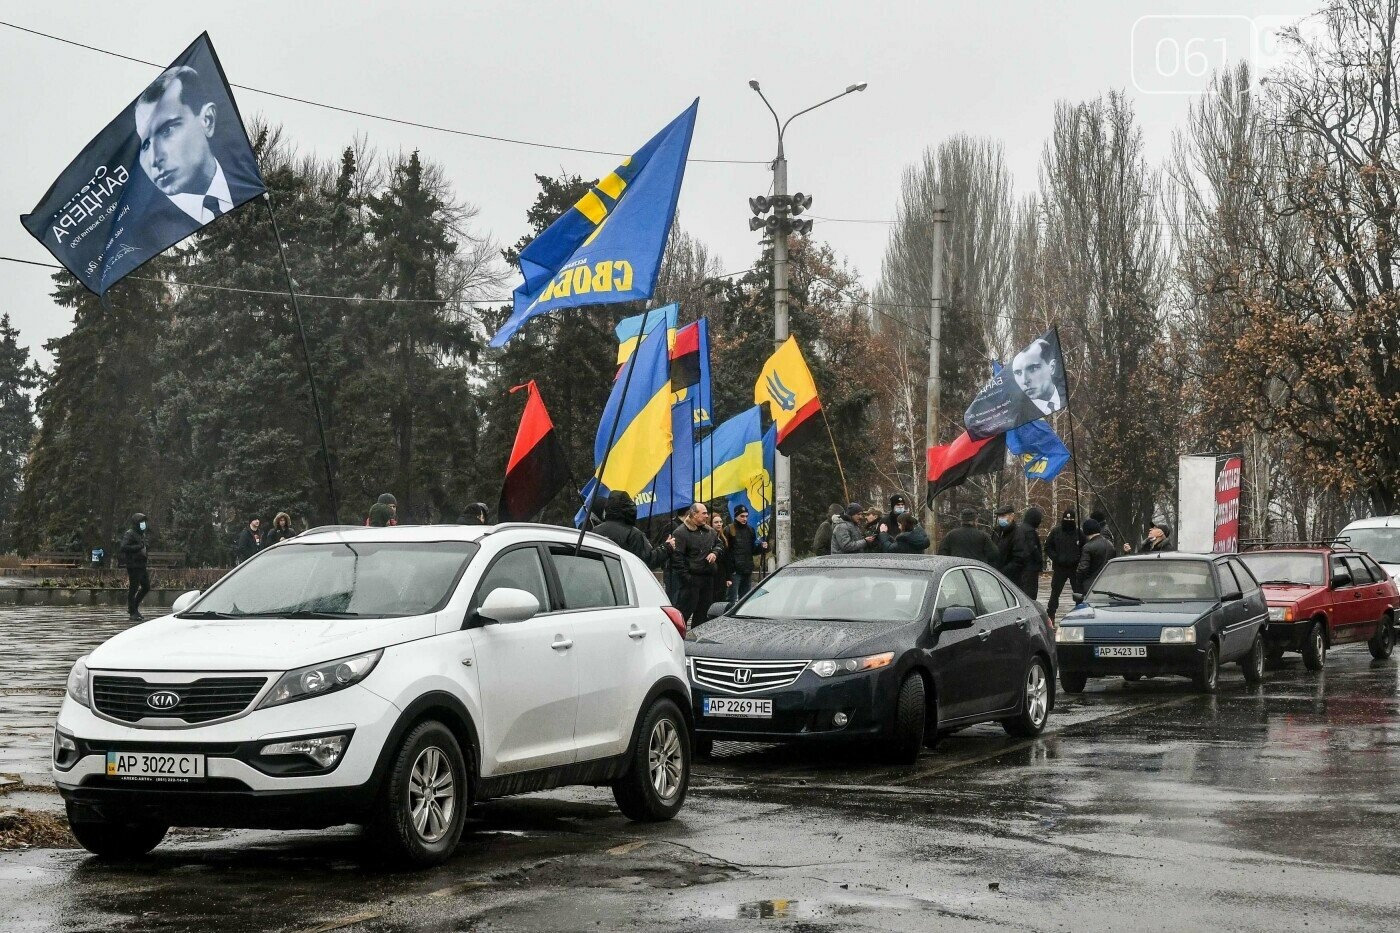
726, 424, 776, 535
489, 100, 699, 347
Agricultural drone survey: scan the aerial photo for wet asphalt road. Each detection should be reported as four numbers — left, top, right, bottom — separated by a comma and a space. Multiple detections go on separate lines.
2, 607, 1399, 932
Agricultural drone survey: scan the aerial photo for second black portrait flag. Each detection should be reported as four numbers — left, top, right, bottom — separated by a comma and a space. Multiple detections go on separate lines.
497, 381, 570, 523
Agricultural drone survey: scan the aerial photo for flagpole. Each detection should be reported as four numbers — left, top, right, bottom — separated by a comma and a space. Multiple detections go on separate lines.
264, 193, 339, 522
579, 305, 657, 550
1055, 324, 1083, 522
818, 405, 851, 503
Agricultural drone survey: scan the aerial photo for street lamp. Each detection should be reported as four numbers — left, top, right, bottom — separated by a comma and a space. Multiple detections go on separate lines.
748, 80, 866, 567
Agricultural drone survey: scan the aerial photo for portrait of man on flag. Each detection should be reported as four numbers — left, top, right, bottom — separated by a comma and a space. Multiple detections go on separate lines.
20, 33, 265, 295
964, 328, 1070, 438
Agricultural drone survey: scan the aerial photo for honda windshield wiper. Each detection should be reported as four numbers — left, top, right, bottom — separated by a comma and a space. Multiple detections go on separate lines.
1092, 590, 1144, 605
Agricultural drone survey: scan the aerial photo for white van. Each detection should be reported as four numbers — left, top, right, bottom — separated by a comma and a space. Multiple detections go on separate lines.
1339, 516, 1400, 580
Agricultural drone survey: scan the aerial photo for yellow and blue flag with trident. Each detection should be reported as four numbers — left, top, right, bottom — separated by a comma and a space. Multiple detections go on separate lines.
593, 323, 674, 495
489, 100, 699, 347
726, 424, 776, 535
754, 336, 822, 455
694, 406, 766, 501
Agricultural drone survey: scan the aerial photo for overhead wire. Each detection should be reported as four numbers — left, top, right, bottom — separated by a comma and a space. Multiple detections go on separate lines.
0, 20, 767, 165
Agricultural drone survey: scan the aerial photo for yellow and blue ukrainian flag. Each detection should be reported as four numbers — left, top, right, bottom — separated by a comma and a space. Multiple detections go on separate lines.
490, 100, 699, 347
694, 406, 766, 501
593, 324, 674, 495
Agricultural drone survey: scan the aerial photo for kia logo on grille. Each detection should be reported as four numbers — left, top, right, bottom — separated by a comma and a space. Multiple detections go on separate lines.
146, 690, 181, 710
733, 668, 752, 685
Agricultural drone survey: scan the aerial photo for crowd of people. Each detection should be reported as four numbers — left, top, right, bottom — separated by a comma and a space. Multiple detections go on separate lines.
115, 485, 1175, 628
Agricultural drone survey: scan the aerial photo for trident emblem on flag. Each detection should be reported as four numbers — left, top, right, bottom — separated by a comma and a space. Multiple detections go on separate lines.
765, 371, 797, 411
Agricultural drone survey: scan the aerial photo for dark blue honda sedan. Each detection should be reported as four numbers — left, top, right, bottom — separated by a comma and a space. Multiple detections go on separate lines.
1054, 553, 1269, 693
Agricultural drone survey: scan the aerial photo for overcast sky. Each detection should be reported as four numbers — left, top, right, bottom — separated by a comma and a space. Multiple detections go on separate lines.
1, 0, 1316, 367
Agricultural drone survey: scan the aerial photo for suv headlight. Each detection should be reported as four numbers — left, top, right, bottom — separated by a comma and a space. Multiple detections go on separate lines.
1055, 627, 1084, 643
66, 656, 91, 707
1159, 627, 1197, 644
257, 650, 382, 709
810, 652, 894, 678
1268, 606, 1293, 622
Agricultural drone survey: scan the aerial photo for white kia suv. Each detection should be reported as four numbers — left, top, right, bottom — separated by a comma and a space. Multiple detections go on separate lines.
53, 523, 692, 867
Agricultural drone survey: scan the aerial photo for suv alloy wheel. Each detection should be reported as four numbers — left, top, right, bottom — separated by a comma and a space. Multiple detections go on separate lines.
613, 698, 690, 822
368, 720, 468, 867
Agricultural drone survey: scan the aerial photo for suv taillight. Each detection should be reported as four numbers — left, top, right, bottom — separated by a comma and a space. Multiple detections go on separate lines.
662, 606, 686, 638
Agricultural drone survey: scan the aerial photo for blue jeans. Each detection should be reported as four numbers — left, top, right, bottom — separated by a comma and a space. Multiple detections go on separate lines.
730, 569, 753, 605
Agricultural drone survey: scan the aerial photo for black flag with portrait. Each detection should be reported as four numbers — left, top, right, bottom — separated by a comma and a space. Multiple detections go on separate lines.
20, 32, 265, 295
963, 327, 1070, 439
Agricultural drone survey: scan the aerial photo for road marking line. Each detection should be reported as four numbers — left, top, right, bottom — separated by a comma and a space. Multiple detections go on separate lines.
606, 839, 649, 855
298, 910, 382, 933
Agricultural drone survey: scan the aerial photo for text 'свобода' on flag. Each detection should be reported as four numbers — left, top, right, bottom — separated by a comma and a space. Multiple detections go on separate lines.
20, 32, 265, 295
488, 100, 699, 347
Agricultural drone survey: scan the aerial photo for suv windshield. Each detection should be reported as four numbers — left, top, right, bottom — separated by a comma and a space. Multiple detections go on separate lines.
1237, 552, 1325, 586
1343, 528, 1400, 565
1087, 560, 1215, 605
189, 540, 478, 619
733, 567, 929, 623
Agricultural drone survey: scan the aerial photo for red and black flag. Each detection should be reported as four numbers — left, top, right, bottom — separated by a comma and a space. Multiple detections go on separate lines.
670, 319, 702, 388
498, 381, 570, 522
927, 431, 1007, 504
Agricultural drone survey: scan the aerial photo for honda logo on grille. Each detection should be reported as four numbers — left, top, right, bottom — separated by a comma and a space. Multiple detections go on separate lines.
146, 690, 181, 710
733, 668, 752, 685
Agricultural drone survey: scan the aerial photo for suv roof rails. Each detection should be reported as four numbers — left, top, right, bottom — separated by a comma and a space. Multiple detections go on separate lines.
303, 524, 369, 535
483, 522, 615, 547
1240, 537, 1352, 551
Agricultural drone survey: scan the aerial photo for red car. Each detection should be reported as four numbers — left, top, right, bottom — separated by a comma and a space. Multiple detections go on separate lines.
1237, 544, 1397, 670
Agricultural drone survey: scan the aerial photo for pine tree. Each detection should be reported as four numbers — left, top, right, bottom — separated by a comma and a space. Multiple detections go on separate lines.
0, 314, 37, 551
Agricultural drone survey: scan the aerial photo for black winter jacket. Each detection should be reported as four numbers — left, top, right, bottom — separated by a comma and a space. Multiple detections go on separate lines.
1076, 535, 1115, 590
119, 526, 148, 570
998, 521, 1043, 592
937, 525, 999, 563
879, 525, 931, 554
728, 523, 763, 570
1045, 522, 1085, 567
669, 523, 722, 578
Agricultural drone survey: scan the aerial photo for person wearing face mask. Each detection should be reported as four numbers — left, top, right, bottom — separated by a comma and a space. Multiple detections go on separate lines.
1044, 507, 1086, 622
120, 513, 151, 622
995, 505, 1043, 598
880, 494, 911, 540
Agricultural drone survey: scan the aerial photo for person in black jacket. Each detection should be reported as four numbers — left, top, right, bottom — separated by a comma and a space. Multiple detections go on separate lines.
995, 505, 1043, 597
263, 512, 296, 548
234, 518, 262, 564
880, 493, 912, 540
1044, 508, 1085, 621
709, 514, 733, 608
120, 513, 151, 622
594, 491, 656, 565
1018, 507, 1045, 599
1139, 522, 1176, 553
938, 508, 1000, 563
665, 503, 724, 629
879, 513, 931, 554
1075, 519, 1116, 600
726, 505, 767, 603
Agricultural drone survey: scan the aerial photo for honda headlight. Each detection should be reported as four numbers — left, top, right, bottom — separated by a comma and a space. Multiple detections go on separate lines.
810, 652, 894, 678
258, 650, 382, 709
1055, 627, 1084, 643
65, 656, 91, 707
1159, 627, 1197, 644
1268, 606, 1293, 622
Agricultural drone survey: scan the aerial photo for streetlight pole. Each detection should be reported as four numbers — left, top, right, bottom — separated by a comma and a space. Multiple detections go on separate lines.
926, 194, 947, 545
749, 80, 866, 567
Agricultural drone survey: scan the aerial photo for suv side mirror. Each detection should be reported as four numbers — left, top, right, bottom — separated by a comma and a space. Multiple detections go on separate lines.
476, 588, 540, 626
1221, 589, 1243, 602
1332, 572, 1353, 589
171, 590, 201, 615
938, 606, 976, 631
707, 601, 729, 620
